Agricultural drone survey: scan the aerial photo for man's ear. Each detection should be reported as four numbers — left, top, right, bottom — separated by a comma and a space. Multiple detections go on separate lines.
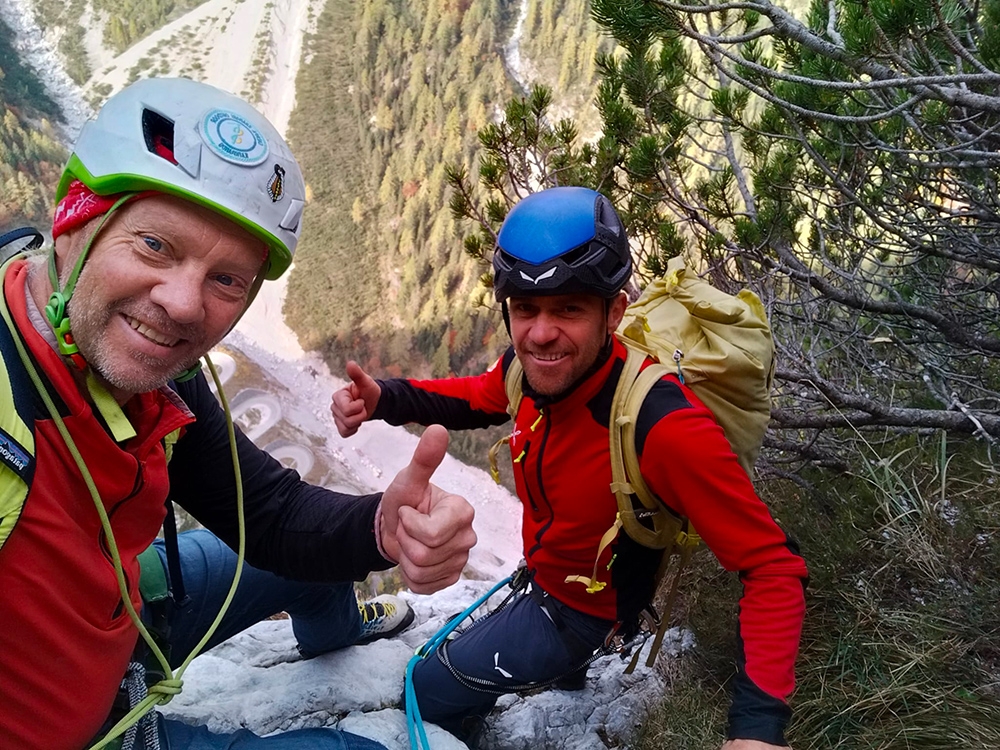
606, 291, 628, 334
51, 216, 101, 287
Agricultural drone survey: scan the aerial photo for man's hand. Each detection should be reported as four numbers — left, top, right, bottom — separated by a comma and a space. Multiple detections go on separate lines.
722, 741, 790, 749
331, 360, 382, 437
379, 424, 477, 593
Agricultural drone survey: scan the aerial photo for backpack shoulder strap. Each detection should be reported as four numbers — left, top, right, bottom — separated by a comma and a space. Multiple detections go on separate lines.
609, 342, 678, 549
565, 344, 685, 594
612, 342, 704, 673
487, 355, 526, 484
0, 262, 38, 555
503, 355, 524, 419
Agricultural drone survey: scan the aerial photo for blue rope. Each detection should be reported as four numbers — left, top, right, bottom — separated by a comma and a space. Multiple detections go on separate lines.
405, 576, 513, 749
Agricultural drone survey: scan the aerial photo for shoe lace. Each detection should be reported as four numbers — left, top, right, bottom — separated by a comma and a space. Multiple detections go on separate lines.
359, 599, 396, 625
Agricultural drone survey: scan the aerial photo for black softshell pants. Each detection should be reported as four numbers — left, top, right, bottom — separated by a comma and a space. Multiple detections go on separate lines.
409, 585, 613, 742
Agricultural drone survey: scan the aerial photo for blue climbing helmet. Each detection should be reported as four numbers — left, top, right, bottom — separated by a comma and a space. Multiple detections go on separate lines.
493, 187, 632, 301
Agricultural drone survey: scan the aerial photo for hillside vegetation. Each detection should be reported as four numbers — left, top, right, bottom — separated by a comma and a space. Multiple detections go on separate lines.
29, 0, 211, 84
285, 0, 607, 473
285, 0, 606, 378
285, 0, 516, 381
0, 18, 67, 233
517, 0, 611, 135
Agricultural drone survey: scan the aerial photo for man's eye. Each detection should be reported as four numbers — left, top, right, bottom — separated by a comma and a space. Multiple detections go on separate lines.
216, 274, 234, 287
142, 236, 163, 252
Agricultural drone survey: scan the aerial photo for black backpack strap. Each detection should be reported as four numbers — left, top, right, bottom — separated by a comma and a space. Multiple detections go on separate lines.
0, 257, 41, 556
161, 500, 189, 606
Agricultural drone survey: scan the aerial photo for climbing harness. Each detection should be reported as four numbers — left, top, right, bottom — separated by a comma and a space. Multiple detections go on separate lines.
403, 564, 665, 749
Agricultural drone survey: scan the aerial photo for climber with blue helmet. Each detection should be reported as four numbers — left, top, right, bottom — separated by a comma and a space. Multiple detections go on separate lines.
333, 186, 807, 749
0, 77, 476, 750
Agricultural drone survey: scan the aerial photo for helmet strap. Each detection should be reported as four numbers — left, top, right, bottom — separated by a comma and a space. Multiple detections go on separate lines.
46, 193, 136, 370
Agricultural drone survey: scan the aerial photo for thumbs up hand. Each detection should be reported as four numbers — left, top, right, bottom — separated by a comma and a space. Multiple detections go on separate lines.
331, 360, 382, 437
379, 425, 476, 594
379, 424, 477, 594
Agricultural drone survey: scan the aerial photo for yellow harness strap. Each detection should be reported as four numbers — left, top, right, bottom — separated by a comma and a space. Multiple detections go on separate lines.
488, 358, 526, 484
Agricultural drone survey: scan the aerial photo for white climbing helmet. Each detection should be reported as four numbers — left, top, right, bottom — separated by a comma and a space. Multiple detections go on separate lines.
57, 77, 306, 279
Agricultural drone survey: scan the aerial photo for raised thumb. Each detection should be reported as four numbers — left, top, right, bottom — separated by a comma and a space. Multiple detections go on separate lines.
381, 424, 449, 528
346, 360, 375, 392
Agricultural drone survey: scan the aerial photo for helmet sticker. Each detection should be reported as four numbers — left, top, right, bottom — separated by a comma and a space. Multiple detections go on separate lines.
266, 164, 285, 202
200, 108, 269, 166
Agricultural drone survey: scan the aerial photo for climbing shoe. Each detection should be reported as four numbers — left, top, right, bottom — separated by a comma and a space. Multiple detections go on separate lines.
356, 594, 415, 644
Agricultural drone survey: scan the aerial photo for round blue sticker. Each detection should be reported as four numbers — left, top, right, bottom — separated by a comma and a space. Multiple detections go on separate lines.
200, 108, 269, 166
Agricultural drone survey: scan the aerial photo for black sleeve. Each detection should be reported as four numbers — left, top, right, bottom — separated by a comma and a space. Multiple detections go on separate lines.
167, 374, 392, 583
371, 349, 516, 430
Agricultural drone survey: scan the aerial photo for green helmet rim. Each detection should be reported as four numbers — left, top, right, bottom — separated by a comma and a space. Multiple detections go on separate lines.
58, 154, 292, 280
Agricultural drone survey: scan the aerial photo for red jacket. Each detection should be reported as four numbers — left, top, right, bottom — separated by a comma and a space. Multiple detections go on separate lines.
0, 260, 191, 750
373, 337, 808, 743
0, 260, 390, 749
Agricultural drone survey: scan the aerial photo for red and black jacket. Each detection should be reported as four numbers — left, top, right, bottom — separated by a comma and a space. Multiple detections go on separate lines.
0, 259, 390, 750
373, 337, 808, 745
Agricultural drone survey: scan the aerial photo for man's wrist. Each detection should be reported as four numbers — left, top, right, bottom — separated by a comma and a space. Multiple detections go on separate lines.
373, 501, 398, 564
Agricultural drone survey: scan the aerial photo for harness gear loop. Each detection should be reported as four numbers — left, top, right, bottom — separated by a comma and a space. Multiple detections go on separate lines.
432, 570, 618, 698
564, 513, 622, 593
487, 434, 509, 483
404, 575, 514, 750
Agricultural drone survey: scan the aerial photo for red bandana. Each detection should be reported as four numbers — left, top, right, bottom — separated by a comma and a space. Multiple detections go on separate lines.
51, 181, 124, 240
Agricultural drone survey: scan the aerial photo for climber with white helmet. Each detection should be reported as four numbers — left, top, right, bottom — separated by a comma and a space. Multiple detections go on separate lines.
0, 77, 476, 750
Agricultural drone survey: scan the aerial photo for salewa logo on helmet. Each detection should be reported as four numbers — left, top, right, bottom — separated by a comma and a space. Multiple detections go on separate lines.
519, 267, 557, 285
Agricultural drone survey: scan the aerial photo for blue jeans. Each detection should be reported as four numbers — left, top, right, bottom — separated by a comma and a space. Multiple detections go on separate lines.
145, 529, 385, 750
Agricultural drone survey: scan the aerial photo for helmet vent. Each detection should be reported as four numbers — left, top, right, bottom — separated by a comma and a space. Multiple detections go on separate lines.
141, 108, 178, 165
596, 197, 622, 235
561, 243, 593, 267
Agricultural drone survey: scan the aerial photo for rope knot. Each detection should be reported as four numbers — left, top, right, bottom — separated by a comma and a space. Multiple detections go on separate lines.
149, 678, 184, 702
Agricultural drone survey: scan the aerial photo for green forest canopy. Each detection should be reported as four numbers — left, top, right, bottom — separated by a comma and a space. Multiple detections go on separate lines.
285, 0, 606, 381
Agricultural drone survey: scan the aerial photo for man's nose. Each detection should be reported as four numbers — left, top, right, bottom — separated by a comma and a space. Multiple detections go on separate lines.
149, 269, 206, 325
528, 313, 560, 344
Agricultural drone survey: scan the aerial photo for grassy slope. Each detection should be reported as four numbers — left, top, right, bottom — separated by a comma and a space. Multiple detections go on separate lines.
284, 0, 383, 350
636, 437, 1000, 750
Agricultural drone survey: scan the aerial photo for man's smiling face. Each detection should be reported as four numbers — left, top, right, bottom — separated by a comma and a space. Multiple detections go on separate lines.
60, 193, 266, 401
508, 292, 626, 396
